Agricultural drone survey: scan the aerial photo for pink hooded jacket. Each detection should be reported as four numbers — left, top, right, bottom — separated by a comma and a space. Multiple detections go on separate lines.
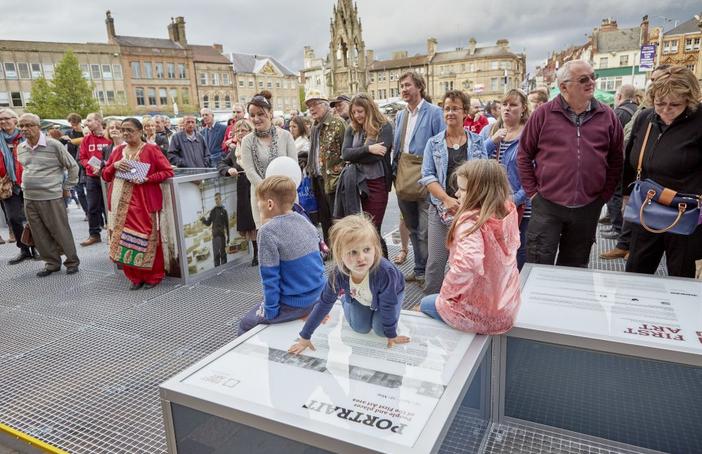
436, 202, 521, 334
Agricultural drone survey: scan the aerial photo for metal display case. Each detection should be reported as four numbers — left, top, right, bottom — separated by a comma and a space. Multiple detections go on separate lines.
160, 307, 492, 453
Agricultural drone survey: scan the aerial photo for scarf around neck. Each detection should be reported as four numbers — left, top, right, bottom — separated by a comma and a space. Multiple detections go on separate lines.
0, 129, 21, 182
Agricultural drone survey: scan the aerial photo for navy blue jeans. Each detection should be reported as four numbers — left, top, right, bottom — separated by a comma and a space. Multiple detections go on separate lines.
342, 295, 402, 338
419, 294, 445, 323
238, 302, 313, 336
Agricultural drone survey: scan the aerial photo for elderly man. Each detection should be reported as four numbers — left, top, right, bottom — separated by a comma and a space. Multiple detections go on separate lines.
304, 91, 346, 245
517, 59, 623, 267
200, 108, 226, 167
0, 108, 36, 263
17, 113, 80, 277
168, 115, 211, 168
78, 112, 111, 246
391, 71, 444, 285
330, 95, 351, 123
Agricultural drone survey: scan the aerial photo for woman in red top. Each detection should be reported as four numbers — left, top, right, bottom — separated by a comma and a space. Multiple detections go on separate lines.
102, 118, 174, 289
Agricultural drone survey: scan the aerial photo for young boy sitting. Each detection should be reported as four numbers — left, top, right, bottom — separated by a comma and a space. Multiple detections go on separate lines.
238, 176, 326, 336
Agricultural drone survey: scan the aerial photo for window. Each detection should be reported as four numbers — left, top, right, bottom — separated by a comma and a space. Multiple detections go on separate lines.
4, 63, 17, 79
96, 91, 106, 104
157, 88, 167, 105
136, 87, 145, 106
182, 87, 190, 104
147, 88, 157, 105
42, 64, 54, 79
685, 37, 701, 51
222, 73, 230, 85
276, 81, 281, 88
203, 95, 209, 108
249, 80, 254, 87
23, 92, 31, 104
224, 95, 231, 108
371, 90, 375, 98
17, 63, 30, 79
113, 64, 123, 80
117, 91, 126, 104
258, 81, 263, 88
80, 64, 90, 79
239, 80, 244, 87
131, 61, 141, 78
143, 62, 153, 79
169, 88, 178, 104
211, 73, 219, 85
490, 61, 498, 70
31, 63, 42, 79
101, 64, 112, 80
663, 39, 678, 54
11, 92, 22, 107
619, 55, 629, 66
370, 73, 375, 82
106, 90, 115, 104
0, 65, 4, 79
599, 57, 608, 69
491, 77, 499, 91
200, 73, 208, 85
167, 63, 175, 79
91, 64, 101, 80
470, 63, 475, 72
267, 81, 272, 88
155, 63, 164, 79
686, 63, 696, 72
178, 63, 186, 79
214, 95, 220, 109
0, 92, 9, 106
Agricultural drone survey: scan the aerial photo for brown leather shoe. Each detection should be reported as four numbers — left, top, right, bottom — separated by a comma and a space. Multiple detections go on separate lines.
599, 247, 628, 260
80, 235, 101, 247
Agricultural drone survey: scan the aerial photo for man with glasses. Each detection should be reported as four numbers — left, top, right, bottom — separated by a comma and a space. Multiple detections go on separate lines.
517, 59, 623, 268
16, 113, 80, 277
78, 112, 111, 247
0, 108, 37, 263
304, 91, 346, 246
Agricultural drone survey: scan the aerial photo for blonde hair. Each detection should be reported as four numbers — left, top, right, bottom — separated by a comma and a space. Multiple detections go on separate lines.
489, 89, 530, 136
646, 66, 701, 112
329, 214, 382, 278
105, 119, 121, 142
350, 94, 388, 141
446, 160, 512, 245
255, 175, 296, 208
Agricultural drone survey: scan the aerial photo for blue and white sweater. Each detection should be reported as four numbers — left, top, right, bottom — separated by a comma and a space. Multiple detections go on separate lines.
257, 212, 326, 320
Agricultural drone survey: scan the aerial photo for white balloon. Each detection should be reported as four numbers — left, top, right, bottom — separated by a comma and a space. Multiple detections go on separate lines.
265, 156, 302, 187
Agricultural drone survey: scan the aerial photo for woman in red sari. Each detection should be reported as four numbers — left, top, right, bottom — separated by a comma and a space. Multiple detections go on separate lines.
102, 118, 174, 289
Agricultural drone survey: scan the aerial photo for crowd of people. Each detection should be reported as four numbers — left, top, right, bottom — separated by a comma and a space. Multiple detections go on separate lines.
0, 60, 699, 340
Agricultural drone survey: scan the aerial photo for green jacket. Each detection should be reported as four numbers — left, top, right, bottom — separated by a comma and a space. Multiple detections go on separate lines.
307, 111, 346, 194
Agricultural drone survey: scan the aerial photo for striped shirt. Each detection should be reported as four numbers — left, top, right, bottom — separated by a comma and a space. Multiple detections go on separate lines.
498, 140, 531, 218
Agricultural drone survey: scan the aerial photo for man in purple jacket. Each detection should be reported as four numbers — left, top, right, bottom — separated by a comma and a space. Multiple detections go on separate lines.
517, 60, 623, 267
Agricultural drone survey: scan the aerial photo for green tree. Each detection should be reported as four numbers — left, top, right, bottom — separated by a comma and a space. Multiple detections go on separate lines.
25, 77, 57, 118
51, 50, 99, 118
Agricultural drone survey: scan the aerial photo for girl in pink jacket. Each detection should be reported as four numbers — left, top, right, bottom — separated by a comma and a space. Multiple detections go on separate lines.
420, 160, 521, 334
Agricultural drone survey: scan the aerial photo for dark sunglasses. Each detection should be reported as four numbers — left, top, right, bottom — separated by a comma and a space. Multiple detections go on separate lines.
566, 73, 597, 84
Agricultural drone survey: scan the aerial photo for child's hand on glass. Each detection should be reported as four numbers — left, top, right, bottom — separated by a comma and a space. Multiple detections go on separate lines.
288, 338, 315, 355
387, 335, 410, 348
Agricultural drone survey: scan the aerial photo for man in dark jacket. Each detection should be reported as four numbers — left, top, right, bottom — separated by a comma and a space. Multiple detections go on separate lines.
200, 108, 226, 167
517, 60, 623, 267
201, 192, 230, 267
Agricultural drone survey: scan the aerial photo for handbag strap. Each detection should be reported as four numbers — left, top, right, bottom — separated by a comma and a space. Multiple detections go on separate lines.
635, 122, 653, 181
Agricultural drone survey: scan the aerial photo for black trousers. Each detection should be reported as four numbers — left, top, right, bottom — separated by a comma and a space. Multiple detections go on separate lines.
606, 181, 624, 233
526, 195, 603, 267
86, 176, 106, 236
311, 176, 335, 246
626, 223, 702, 278
1, 191, 29, 253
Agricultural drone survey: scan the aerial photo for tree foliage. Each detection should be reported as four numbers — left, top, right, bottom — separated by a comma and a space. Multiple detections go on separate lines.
24, 50, 99, 119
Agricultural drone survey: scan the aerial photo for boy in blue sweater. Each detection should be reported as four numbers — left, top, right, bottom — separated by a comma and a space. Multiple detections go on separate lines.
237, 176, 326, 336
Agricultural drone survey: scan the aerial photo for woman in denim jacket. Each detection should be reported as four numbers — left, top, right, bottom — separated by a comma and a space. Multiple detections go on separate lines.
419, 90, 487, 294
480, 89, 530, 270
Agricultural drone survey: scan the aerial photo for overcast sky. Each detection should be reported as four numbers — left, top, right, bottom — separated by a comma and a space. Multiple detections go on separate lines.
1, 1, 700, 74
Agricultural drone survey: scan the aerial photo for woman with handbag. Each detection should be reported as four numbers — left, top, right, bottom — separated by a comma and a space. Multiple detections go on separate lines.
217, 119, 259, 266
623, 66, 702, 278
341, 93, 394, 258
419, 90, 487, 294
102, 118, 174, 289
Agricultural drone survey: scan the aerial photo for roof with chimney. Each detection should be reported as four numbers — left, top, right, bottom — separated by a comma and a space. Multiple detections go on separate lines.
111, 35, 185, 49
229, 52, 296, 76
594, 26, 641, 53
663, 16, 702, 36
431, 43, 520, 64
369, 54, 430, 71
190, 45, 231, 64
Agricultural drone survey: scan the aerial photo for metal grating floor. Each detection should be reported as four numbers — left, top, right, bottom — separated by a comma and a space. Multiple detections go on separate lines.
0, 201, 669, 453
